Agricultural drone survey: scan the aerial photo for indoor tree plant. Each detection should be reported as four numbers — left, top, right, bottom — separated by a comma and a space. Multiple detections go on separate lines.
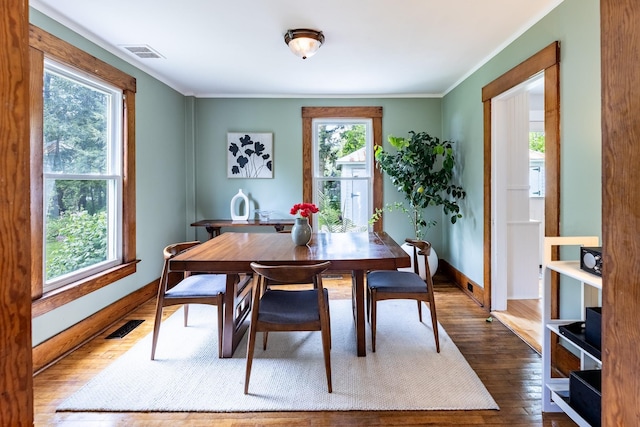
371, 130, 466, 276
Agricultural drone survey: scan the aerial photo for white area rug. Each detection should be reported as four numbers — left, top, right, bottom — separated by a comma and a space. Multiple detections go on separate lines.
58, 299, 498, 412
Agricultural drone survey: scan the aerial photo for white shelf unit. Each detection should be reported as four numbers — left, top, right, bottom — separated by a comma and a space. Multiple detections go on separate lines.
541, 237, 602, 426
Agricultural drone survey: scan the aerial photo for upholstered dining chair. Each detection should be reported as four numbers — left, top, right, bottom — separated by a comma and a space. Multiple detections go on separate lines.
366, 238, 440, 353
245, 261, 332, 394
151, 241, 227, 360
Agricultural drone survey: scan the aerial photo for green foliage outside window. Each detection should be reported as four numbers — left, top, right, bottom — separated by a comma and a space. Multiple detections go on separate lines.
316, 124, 366, 232
43, 65, 113, 282
46, 210, 107, 279
530, 132, 545, 152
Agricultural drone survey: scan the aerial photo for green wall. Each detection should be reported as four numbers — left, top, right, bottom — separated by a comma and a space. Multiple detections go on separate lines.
30, 9, 189, 345
190, 98, 442, 244
441, 0, 601, 304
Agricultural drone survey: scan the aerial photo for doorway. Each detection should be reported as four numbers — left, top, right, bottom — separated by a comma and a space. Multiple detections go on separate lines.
481, 42, 561, 351
489, 75, 545, 351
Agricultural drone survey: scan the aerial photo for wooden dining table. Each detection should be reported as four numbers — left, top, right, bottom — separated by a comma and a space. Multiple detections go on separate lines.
169, 231, 410, 357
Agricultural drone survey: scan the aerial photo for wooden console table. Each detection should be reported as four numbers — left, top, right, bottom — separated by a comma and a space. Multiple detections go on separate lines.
191, 219, 295, 239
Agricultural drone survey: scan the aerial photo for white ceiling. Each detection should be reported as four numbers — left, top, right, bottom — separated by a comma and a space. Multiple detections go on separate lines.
30, 0, 564, 98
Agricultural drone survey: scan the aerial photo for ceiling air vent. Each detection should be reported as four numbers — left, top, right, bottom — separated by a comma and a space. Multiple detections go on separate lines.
120, 44, 164, 59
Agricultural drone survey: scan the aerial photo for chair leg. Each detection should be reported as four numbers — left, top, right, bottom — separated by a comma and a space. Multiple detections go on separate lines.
183, 304, 189, 327
320, 313, 333, 393
366, 286, 371, 323
427, 284, 440, 353
326, 304, 332, 350
244, 324, 258, 394
150, 301, 164, 360
217, 296, 224, 358
371, 289, 377, 352
262, 332, 269, 350
417, 300, 423, 322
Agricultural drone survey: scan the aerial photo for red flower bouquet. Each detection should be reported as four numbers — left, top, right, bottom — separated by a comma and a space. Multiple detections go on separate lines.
290, 202, 319, 218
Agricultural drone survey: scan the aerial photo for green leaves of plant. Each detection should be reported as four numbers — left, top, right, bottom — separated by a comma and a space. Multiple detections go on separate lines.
372, 130, 466, 238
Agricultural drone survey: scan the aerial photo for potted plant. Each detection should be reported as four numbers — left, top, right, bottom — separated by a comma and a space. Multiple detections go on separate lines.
371, 131, 466, 277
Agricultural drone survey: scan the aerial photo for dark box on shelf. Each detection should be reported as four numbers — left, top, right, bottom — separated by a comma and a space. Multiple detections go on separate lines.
559, 321, 601, 360
570, 369, 602, 427
585, 306, 602, 349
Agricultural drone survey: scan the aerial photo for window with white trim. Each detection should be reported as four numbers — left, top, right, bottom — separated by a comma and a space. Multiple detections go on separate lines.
42, 59, 124, 292
312, 119, 373, 232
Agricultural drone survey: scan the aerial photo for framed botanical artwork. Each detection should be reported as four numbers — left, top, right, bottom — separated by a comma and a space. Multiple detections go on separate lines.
227, 132, 273, 178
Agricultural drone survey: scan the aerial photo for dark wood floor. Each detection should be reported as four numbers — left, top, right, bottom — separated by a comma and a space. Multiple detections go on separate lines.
33, 274, 576, 426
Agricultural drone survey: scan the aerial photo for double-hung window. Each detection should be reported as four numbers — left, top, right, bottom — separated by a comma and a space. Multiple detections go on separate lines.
312, 119, 373, 232
42, 59, 123, 292
302, 106, 383, 233
30, 25, 137, 314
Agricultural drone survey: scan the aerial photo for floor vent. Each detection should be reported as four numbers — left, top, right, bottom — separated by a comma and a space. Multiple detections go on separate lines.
106, 320, 144, 339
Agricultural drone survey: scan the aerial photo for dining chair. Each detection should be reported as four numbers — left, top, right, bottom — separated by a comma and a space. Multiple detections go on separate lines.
366, 238, 440, 353
151, 241, 227, 359
245, 261, 332, 394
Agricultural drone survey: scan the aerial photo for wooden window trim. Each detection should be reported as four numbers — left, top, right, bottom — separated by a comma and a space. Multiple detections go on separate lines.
301, 106, 383, 232
29, 25, 138, 316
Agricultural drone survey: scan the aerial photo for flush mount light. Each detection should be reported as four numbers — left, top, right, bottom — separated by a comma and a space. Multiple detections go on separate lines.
284, 29, 325, 59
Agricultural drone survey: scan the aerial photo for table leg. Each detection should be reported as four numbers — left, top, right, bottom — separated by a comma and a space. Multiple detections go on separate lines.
351, 269, 366, 356
204, 226, 222, 240
221, 273, 252, 358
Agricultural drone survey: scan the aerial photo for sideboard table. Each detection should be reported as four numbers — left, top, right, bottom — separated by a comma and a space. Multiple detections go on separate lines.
191, 219, 295, 239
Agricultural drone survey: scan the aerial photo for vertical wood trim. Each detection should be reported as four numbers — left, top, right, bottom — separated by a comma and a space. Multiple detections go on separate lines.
601, 0, 640, 424
30, 47, 44, 300
123, 90, 136, 262
544, 63, 561, 318
0, 0, 34, 424
302, 115, 313, 203
372, 115, 383, 232
482, 100, 492, 306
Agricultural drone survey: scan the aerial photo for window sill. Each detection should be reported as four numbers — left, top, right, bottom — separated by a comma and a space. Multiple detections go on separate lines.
32, 260, 140, 318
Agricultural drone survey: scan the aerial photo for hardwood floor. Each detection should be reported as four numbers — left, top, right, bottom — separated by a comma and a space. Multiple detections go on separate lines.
33, 274, 576, 426
491, 298, 542, 354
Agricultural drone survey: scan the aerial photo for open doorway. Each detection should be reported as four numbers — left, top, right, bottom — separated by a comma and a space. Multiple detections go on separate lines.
489, 75, 545, 352
481, 42, 561, 353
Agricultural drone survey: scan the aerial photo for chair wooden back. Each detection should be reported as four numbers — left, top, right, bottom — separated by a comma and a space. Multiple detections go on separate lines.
160, 241, 201, 292
404, 238, 432, 278
249, 261, 331, 286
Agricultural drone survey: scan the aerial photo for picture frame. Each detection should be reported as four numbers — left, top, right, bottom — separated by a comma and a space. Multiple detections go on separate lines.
227, 132, 273, 179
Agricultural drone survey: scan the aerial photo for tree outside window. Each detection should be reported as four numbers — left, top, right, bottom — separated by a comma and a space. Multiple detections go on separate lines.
42, 61, 122, 290
314, 121, 371, 232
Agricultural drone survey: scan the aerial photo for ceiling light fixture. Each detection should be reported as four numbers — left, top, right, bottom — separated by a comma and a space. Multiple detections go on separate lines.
284, 28, 324, 59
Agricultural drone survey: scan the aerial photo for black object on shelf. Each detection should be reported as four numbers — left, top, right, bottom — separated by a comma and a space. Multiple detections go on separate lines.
585, 306, 602, 348
570, 369, 602, 427
559, 321, 602, 360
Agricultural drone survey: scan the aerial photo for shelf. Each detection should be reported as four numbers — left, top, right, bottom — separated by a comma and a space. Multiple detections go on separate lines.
542, 237, 602, 426
548, 386, 592, 427
546, 260, 602, 289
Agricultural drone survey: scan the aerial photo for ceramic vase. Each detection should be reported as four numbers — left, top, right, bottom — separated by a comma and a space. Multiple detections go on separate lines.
291, 217, 312, 246
230, 189, 249, 220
